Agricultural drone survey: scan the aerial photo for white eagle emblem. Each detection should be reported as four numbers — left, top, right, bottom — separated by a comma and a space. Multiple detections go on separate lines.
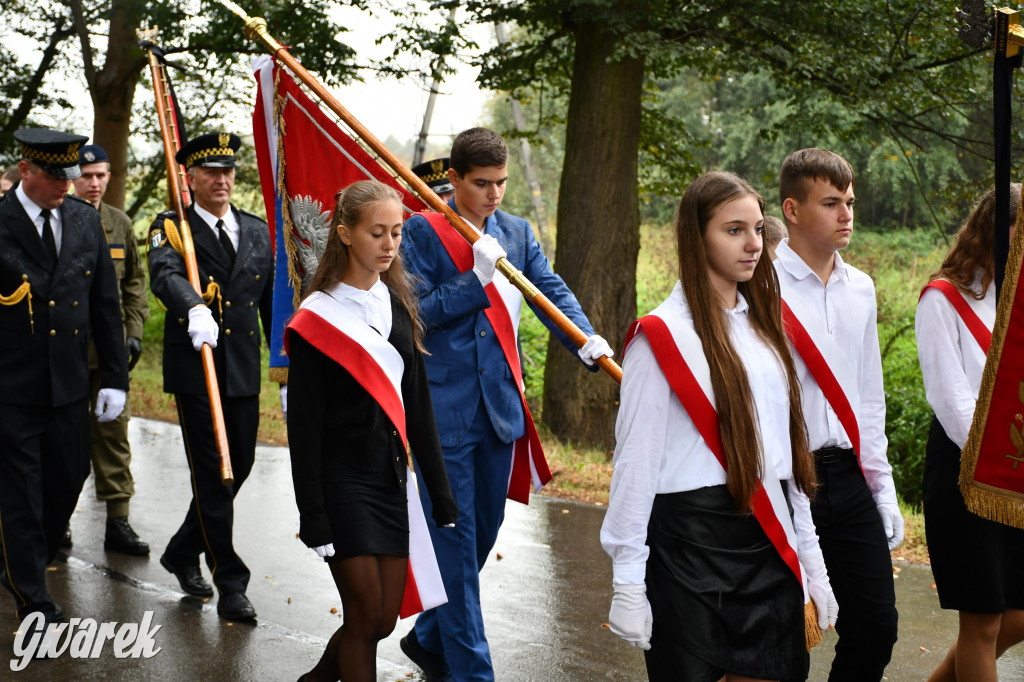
289, 195, 331, 289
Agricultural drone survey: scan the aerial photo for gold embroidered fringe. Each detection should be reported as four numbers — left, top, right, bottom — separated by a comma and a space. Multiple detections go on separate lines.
0, 276, 33, 333
960, 186, 1024, 528
805, 600, 823, 651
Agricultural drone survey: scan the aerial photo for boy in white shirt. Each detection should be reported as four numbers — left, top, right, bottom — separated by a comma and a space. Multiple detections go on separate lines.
773, 148, 901, 681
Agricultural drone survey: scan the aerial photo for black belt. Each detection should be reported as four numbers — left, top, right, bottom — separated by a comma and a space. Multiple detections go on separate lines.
813, 446, 854, 465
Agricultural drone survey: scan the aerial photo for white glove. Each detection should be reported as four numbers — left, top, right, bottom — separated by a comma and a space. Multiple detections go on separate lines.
577, 334, 614, 367
608, 582, 652, 650
313, 543, 335, 558
279, 384, 288, 420
471, 234, 506, 287
878, 502, 905, 551
801, 549, 838, 631
187, 305, 219, 351
95, 388, 127, 423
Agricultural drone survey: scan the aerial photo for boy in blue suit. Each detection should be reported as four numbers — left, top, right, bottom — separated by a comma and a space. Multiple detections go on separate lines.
400, 128, 612, 681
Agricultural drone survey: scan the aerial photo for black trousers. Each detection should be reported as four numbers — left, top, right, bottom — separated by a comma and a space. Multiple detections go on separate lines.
0, 400, 89, 620
810, 450, 898, 682
164, 393, 258, 595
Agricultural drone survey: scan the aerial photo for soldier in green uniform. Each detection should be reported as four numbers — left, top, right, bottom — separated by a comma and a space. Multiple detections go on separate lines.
71, 144, 150, 555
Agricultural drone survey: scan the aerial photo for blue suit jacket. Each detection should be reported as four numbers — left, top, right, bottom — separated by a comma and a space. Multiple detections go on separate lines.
402, 205, 595, 448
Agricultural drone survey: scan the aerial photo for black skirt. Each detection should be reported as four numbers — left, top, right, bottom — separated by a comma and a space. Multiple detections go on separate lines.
644, 485, 809, 682
923, 416, 1024, 612
322, 451, 409, 562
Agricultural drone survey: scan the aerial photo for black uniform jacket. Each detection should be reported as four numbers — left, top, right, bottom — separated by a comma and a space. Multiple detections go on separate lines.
285, 292, 459, 548
148, 204, 273, 397
0, 191, 128, 406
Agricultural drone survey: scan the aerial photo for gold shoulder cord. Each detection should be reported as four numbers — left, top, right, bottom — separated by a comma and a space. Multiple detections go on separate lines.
155, 218, 222, 316
0, 275, 33, 333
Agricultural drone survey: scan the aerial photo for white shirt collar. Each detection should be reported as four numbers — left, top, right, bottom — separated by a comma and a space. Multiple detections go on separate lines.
15, 183, 45, 223
325, 278, 390, 304
193, 202, 236, 232
669, 279, 749, 315
774, 238, 850, 285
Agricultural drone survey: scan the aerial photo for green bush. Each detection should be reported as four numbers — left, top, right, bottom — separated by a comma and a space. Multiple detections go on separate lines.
879, 325, 932, 505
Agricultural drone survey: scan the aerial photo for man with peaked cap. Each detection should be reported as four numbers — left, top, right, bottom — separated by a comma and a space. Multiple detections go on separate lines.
71, 143, 150, 556
0, 128, 129, 632
412, 157, 456, 202
147, 132, 273, 621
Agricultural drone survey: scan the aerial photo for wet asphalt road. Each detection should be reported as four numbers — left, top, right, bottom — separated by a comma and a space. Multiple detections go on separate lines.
2, 416, 1023, 680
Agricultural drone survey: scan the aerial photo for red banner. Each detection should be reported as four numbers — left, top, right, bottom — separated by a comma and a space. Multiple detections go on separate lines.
962, 217, 1024, 527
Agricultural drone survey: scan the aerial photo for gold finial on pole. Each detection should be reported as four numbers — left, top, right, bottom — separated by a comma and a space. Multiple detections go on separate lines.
996, 8, 1024, 57
136, 26, 159, 43
217, 0, 282, 52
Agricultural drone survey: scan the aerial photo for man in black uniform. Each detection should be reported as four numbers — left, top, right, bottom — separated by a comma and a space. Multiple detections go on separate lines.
148, 132, 273, 621
0, 129, 128, 628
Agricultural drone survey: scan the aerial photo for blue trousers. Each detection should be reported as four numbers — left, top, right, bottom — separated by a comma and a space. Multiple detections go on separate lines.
414, 401, 514, 682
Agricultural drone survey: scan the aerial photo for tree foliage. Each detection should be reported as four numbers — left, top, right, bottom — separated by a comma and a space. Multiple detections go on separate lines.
1, 0, 364, 209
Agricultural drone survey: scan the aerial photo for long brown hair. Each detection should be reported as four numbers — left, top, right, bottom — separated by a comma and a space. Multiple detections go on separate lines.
929, 183, 1021, 299
676, 172, 816, 509
304, 180, 426, 350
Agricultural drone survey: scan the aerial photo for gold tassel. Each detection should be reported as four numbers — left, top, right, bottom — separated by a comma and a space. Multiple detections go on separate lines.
0, 275, 33, 333
274, 70, 305, 313
805, 600, 823, 651
202, 281, 222, 320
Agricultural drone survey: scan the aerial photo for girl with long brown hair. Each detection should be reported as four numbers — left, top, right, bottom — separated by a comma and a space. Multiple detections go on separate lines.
284, 180, 457, 682
918, 184, 1024, 682
601, 172, 837, 681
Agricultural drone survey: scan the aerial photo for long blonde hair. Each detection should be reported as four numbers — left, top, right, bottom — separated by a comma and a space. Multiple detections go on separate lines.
304, 180, 426, 350
676, 172, 816, 509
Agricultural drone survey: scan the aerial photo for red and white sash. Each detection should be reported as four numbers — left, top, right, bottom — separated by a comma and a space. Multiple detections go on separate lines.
920, 280, 992, 353
624, 313, 805, 592
780, 293, 864, 474
285, 291, 447, 618
419, 212, 550, 504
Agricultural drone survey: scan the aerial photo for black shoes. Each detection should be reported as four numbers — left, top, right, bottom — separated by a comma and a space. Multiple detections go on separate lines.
159, 554, 213, 597
104, 517, 150, 556
400, 631, 454, 682
217, 591, 256, 621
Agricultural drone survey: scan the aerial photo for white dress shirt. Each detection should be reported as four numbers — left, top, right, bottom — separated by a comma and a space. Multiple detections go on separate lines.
16, 183, 63, 252
773, 240, 895, 506
601, 282, 818, 584
322, 278, 393, 340
915, 272, 993, 449
193, 203, 239, 251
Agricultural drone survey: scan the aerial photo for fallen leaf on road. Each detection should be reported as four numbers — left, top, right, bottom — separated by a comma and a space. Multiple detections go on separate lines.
496, 552, 504, 561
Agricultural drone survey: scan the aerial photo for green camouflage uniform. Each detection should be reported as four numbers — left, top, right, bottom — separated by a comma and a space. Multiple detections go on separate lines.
88, 201, 148, 517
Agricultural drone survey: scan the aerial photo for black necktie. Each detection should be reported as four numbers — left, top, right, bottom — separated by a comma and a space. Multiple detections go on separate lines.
40, 209, 57, 263
217, 219, 236, 265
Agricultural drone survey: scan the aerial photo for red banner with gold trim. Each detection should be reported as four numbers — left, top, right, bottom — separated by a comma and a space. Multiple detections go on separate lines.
961, 202, 1024, 527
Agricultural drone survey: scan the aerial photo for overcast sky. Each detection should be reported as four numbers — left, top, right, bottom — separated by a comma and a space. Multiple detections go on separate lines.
12, 2, 493, 151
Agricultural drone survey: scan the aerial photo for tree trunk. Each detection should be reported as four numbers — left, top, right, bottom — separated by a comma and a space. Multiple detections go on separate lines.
88, 1, 144, 210
541, 1, 645, 450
